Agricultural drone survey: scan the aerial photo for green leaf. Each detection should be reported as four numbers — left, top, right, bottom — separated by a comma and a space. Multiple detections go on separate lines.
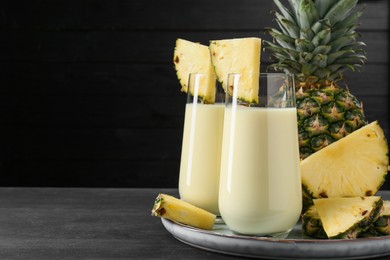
340, 42, 367, 59
267, 28, 296, 50
281, 59, 303, 71
327, 64, 344, 73
327, 50, 355, 64
312, 28, 331, 46
265, 40, 299, 60
324, 0, 358, 26
334, 55, 366, 65
273, 0, 296, 24
299, 52, 314, 63
312, 53, 328, 68
301, 63, 318, 76
287, 0, 300, 19
331, 25, 358, 41
300, 28, 315, 41
327, 63, 364, 76
311, 19, 331, 34
275, 13, 300, 38
328, 72, 343, 81
314, 0, 340, 17
267, 62, 299, 75
332, 9, 363, 32
274, 63, 301, 75
343, 41, 366, 52
313, 68, 331, 79
296, 38, 315, 52
298, 0, 320, 30
272, 52, 290, 61
329, 34, 357, 52
312, 45, 332, 55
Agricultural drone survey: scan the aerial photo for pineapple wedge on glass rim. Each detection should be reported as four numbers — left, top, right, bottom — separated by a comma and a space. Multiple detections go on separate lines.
151, 194, 216, 230
301, 121, 389, 203
173, 38, 217, 104
209, 37, 261, 104
302, 196, 383, 239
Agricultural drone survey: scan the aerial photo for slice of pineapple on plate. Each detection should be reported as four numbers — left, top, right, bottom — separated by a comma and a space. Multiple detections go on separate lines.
209, 37, 261, 104
301, 121, 389, 200
173, 38, 217, 103
310, 196, 383, 239
151, 193, 216, 230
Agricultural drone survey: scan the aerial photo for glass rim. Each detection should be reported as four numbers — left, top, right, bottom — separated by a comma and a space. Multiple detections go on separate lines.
228, 72, 293, 77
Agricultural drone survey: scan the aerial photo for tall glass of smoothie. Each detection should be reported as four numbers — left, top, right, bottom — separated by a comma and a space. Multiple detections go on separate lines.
219, 73, 301, 238
178, 73, 225, 215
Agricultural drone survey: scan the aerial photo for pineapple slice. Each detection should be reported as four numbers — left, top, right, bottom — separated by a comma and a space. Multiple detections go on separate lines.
173, 38, 217, 103
303, 196, 383, 239
209, 37, 261, 104
301, 121, 389, 200
151, 194, 216, 230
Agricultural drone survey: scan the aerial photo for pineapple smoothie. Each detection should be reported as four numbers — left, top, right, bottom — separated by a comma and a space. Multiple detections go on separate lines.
219, 106, 302, 236
179, 103, 225, 215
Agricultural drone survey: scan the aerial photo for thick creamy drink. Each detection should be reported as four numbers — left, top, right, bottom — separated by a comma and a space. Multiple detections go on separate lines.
179, 103, 225, 215
219, 106, 302, 237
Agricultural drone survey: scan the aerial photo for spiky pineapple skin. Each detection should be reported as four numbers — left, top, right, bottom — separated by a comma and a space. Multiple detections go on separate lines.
366, 200, 390, 236
296, 81, 366, 159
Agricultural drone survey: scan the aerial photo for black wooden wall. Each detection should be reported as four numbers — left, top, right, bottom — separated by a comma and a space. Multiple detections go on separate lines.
1, 0, 389, 189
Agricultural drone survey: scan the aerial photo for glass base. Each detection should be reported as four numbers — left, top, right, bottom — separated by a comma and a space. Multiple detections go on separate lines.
231, 229, 291, 239
215, 216, 225, 225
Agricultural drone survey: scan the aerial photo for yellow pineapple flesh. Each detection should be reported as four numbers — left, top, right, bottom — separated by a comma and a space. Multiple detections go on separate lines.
151, 194, 216, 230
209, 37, 261, 104
173, 38, 217, 103
312, 196, 383, 239
301, 121, 389, 200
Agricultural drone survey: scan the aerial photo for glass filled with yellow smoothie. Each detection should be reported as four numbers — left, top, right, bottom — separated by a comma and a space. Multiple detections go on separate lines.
219, 73, 301, 238
178, 73, 225, 215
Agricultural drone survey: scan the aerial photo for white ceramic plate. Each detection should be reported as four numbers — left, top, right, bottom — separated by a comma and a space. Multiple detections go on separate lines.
161, 191, 390, 259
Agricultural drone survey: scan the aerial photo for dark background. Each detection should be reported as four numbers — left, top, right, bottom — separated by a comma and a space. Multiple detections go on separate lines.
0, 0, 389, 189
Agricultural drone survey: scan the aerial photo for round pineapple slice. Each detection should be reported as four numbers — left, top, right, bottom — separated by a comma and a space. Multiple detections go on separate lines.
301, 121, 389, 199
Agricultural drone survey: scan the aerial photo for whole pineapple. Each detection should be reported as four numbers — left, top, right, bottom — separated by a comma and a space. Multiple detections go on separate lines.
265, 0, 367, 159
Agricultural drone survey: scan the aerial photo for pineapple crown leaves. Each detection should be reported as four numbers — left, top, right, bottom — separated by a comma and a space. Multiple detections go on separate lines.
264, 0, 367, 83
